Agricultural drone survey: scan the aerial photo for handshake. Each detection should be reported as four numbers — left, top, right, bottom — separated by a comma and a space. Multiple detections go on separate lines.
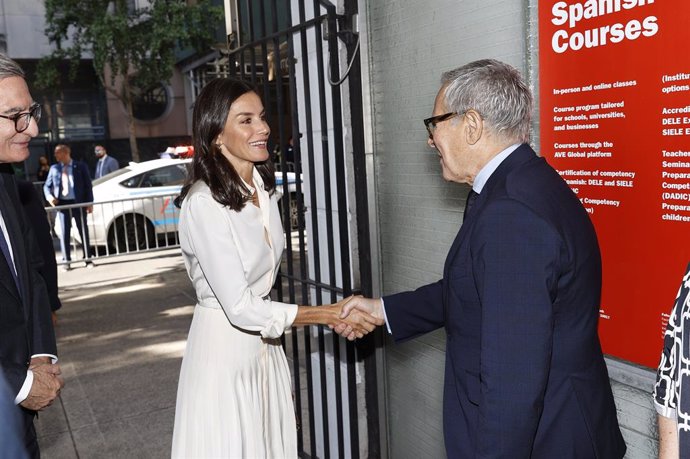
329, 295, 385, 341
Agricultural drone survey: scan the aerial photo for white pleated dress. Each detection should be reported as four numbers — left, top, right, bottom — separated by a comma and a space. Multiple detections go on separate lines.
172, 170, 298, 458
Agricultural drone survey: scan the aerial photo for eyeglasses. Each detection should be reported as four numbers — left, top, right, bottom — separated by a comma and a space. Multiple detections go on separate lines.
423, 112, 457, 138
0, 103, 41, 133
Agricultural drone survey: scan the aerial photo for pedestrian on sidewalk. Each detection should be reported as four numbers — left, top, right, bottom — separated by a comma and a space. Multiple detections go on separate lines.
170, 77, 381, 458
43, 144, 94, 270
93, 145, 119, 179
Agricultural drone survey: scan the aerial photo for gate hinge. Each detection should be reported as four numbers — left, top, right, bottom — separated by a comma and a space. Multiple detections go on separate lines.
322, 13, 359, 45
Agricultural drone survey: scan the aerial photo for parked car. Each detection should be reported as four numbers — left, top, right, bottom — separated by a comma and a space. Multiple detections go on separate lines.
84, 158, 301, 253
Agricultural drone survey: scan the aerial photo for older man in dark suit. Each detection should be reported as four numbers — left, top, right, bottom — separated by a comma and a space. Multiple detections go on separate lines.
0, 52, 63, 458
341, 60, 626, 458
43, 144, 94, 269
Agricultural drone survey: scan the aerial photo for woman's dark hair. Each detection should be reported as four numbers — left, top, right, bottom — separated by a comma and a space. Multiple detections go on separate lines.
176, 78, 275, 210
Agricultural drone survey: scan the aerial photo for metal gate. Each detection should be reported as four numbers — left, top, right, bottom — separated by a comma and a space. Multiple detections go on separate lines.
189, 1, 378, 458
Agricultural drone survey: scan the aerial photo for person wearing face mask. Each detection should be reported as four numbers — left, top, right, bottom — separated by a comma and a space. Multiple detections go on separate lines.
170, 78, 381, 458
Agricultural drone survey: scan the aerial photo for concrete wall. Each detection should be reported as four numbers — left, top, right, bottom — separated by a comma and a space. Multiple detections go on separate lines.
105, 69, 189, 140
0, 0, 52, 57
362, 0, 658, 457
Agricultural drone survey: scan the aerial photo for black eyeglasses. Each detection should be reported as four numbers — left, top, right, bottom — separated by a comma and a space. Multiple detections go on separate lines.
0, 103, 41, 133
423, 112, 457, 138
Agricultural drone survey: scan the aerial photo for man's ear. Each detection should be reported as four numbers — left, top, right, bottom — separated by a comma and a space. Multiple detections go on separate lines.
464, 109, 483, 145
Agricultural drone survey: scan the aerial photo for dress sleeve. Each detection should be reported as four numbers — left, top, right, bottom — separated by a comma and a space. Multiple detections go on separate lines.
183, 193, 297, 338
653, 267, 690, 420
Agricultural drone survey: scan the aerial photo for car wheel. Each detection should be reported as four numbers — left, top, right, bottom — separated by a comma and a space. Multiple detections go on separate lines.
108, 214, 155, 253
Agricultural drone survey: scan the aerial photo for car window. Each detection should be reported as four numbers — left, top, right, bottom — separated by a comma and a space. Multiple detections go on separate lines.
120, 173, 143, 188
139, 164, 187, 188
93, 167, 131, 186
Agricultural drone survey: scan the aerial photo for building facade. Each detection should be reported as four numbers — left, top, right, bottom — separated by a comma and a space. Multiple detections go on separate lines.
0, 0, 217, 178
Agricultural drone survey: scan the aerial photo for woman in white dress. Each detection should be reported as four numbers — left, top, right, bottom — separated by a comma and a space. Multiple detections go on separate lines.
171, 78, 379, 458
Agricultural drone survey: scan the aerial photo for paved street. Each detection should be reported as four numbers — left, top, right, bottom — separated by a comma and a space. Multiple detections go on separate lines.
35, 249, 195, 458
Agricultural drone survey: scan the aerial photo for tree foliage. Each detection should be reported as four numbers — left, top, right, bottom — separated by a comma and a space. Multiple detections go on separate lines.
37, 0, 223, 161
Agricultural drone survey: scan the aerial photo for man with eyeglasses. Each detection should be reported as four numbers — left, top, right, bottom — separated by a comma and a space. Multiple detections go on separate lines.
43, 144, 94, 270
340, 60, 626, 457
0, 52, 64, 458
94, 145, 119, 179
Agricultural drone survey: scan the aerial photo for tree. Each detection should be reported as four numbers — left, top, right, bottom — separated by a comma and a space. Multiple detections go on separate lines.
37, 0, 223, 162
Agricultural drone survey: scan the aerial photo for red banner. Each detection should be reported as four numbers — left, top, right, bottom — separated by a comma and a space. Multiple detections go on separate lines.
539, 0, 690, 367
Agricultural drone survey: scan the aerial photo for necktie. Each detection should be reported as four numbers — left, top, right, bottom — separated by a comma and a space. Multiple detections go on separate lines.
464, 189, 478, 217
61, 165, 69, 197
97, 159, 103, 178
0, 222, 20, 295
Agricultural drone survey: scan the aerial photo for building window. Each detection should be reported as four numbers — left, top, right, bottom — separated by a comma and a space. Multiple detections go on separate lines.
129, 79, 171, 122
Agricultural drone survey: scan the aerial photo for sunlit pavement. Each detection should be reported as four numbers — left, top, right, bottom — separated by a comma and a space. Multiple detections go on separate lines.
35, 248, 195, 459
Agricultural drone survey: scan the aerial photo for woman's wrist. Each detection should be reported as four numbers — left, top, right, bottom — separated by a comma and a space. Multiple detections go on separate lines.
293, 304, 340, 326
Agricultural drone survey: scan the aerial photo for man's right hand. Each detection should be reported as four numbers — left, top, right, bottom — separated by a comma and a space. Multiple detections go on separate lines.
334, 295, 385, 337
20, 364, 64, 411
50, 198, 58, 207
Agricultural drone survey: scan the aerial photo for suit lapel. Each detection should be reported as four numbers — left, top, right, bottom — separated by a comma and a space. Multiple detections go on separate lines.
0, 173, 28, 305
443, 144, 537, 274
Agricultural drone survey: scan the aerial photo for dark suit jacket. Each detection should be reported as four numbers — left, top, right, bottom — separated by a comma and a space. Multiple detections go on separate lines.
43, 160, 93, 204
0, 165, 57, 421
384, 144, 626, 458
17, 181, 61, 312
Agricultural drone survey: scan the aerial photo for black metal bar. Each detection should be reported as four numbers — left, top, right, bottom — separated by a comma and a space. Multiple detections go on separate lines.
296, 3, 322, 456
228, 15, 327, 55
247, 0, 257, 84
305, 4, 332, 454
256, 0, 272, 107
322, 3, 364, 457
262, 0, 306, 453
312, 2, 345, 457
340, 0, 381, 455
269, 3, 296, 307
278, 274, 346, 295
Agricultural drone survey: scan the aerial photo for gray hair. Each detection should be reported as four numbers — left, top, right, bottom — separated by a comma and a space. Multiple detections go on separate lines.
441, 59, 532, 143
0, 53, 24, 80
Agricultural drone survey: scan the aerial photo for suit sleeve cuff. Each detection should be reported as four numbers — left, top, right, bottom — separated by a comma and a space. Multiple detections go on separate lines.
15, 370, 33, 405
381, 298, 392, 334
32, 354, 58, 364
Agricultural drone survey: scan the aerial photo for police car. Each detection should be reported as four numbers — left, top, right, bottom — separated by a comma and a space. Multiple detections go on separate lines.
87, 158, 300, 253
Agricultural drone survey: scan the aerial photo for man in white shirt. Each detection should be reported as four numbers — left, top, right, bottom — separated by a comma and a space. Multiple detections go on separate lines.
0, 52, 64, 458
94, 145, 119, 179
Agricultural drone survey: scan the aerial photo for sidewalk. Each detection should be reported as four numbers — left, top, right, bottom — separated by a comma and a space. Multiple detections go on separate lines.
35, 249, 195, 458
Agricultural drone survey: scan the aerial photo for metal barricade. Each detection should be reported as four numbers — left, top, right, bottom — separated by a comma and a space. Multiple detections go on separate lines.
45, 192, 181, 266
